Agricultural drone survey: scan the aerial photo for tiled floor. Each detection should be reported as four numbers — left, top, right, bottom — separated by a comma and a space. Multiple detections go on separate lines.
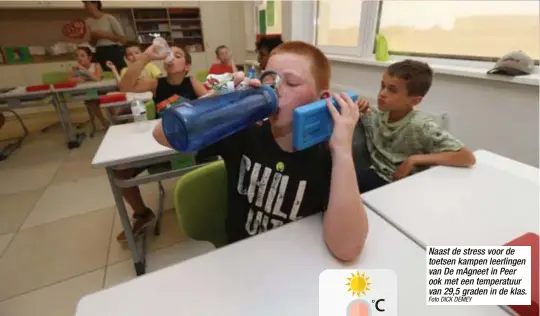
0, 112, 215, 316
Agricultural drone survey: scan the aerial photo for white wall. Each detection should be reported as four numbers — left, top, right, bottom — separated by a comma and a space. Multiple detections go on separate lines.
330, 61, 539, 167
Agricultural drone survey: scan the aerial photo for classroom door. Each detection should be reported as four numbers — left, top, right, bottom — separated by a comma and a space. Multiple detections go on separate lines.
199, 1, 234, 71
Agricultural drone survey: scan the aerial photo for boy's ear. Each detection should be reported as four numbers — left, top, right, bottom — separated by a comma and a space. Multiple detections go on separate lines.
319, 90, 331, 99
410, 96, 422, 106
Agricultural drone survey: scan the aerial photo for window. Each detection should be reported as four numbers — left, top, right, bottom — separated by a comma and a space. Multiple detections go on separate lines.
315, 0, 379, 56
316, 0, 362, 47
378, 0, 539, 61
316, 0, 539, 63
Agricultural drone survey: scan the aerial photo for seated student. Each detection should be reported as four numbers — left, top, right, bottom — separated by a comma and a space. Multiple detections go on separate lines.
68, 46, 109, 130
208, 45, 237, 75
355, 59, 476, 193
256, 36, 283, 71
152, 41, 368, 261
106, 41, 162, 83
115, 44, 209, 243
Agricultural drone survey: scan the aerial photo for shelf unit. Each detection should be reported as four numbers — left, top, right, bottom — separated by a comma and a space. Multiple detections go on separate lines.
131, 8, 204, 53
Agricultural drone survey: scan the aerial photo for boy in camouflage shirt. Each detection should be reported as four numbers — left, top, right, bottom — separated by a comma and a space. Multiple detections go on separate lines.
356, 59, 476, 192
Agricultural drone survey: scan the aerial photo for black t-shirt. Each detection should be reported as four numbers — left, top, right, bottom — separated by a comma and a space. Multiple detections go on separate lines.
198, 121, 332, 243
154, 76, 197, 105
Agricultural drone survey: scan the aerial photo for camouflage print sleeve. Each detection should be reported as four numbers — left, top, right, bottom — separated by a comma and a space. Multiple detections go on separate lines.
419, 119, 464, 154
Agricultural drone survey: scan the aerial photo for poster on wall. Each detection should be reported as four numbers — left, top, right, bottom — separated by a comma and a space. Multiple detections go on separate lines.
259, 9, 266, 34
266, 0, 275, 27
62, 18, 86, 39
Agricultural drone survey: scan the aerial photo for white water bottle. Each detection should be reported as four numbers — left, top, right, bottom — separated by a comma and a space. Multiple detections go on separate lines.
131, 100, 150, 131
152, 37, 174, 64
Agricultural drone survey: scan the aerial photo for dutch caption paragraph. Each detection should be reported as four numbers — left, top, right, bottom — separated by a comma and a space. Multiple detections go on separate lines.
426, 246, 531, 305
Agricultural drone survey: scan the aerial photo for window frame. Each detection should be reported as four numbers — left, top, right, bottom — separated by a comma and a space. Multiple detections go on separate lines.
316, 0, 540, 69
315, 0, 380, 57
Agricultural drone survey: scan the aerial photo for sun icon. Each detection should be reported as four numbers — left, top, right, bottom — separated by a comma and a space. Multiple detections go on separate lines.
345, 271, 372, 297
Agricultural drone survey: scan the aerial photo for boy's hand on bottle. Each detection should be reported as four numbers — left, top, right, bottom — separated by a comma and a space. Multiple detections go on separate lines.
143, 44, 168, 61
327, 92, 360, 156
230, 71, 264, 126
232, 71, 260, 89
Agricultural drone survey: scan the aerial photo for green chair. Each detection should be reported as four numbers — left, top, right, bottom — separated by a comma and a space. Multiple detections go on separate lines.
101, 71, 116, 81
195, 70, 209, 82
145, 100, 156, 121
174, 160, 228, 248
41, 71, 70, 84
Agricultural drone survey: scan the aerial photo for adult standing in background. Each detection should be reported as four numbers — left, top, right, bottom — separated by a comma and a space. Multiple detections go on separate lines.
208, 45, 237, 75
83, 0, 127, 70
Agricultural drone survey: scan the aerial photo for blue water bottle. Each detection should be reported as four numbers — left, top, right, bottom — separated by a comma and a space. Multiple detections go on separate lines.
161, 84, 278, 152
247, 66, 256, 79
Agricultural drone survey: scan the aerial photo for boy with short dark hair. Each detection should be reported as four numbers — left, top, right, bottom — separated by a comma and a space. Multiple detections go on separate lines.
255, 36, 283, 70
356, 59, 476, 192
153, 41, 368, 261
105, 41, 162, 82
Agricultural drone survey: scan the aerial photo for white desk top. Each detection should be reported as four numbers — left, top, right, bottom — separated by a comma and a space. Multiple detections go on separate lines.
76, 210, 506, 316
363, 149, 539, 247
52, 79, 117, 93
92, 119, 175, 168
474, 149, 539, 184
0, 85, 52, 100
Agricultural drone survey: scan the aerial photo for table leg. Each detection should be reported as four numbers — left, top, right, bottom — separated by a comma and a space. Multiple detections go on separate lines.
106, 167, 147, 276
50, 93, 70, 143
154, 181, 165, 236
54, 92, 86, 149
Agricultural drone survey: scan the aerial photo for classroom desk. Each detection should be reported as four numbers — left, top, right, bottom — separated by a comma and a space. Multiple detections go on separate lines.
92, 119, 201, 276
76, 211, 509, 316
100, 100, 133, 124
362, 149, 539, 248
53, 79, 118, 138
0, 85, 78, 152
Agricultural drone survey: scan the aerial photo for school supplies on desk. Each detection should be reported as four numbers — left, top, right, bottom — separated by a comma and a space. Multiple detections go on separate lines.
293, 91, 359, 151
99, 92, 153, 105
25, 84, 51, 92
53, 82, 77, 89
99, 93, 126, 104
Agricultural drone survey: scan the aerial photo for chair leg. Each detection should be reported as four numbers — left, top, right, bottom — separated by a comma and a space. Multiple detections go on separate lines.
154, 180, 165, 236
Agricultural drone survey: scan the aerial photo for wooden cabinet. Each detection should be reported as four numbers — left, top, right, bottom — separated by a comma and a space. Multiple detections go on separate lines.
131, 8, 205, 52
